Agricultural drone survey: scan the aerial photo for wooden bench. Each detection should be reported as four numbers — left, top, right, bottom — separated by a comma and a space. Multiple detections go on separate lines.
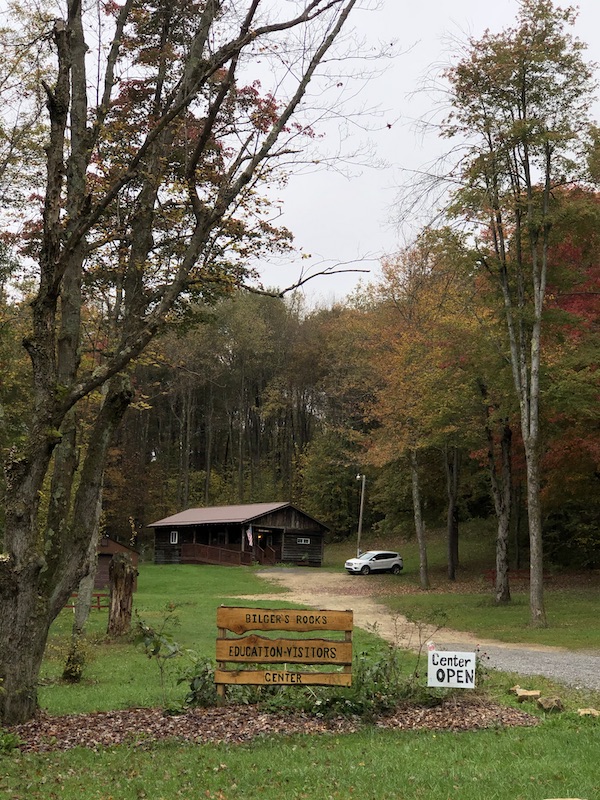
483, 569, 552, 584
65, 592, 109, 610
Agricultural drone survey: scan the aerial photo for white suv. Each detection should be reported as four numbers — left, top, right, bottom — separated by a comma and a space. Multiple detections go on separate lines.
344, 550, 403, 575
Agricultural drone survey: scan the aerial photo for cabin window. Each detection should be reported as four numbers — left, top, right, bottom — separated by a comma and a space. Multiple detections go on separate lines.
170, 530, 178, 545
297, 537, 310, 545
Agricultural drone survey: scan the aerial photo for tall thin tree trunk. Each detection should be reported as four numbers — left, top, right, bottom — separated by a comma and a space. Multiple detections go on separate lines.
524, 440, 546, 625
445, 445, 460, 581
485, 419, 512, 604
179, 384, 193, 508
479, 380, 512, 604
514, 482, 523, 569
410, 449, 429, 590
204, 385, 214, 504
62, 530, 98, 683
72, 522, 100, 637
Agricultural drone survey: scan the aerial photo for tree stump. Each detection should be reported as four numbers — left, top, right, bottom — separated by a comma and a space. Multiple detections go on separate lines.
107, 553, 137, 636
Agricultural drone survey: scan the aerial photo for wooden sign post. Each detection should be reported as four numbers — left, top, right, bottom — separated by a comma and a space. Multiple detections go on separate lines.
216, 606, 353, 696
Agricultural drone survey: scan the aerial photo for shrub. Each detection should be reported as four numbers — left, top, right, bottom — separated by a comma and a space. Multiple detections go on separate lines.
135, 604, 182, 708
62, 634, 87, 683
261, 644, 433, 721
178, 654, 219, 708
0, 728, 22, 755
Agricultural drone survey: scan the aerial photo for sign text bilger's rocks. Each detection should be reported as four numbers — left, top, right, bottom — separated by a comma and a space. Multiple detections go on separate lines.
215, 606, 353, 693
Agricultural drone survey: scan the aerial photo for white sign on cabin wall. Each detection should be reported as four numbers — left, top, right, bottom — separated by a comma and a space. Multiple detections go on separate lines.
427, 648, 476, 689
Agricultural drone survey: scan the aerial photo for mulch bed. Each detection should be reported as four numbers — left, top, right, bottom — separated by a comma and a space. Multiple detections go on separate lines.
10, 696, 539, 753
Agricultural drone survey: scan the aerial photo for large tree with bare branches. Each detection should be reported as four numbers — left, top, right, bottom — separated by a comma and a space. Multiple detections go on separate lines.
0, 0, 361, 725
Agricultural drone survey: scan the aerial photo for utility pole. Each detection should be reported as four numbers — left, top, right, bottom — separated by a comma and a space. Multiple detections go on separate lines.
356, 473, 366, 557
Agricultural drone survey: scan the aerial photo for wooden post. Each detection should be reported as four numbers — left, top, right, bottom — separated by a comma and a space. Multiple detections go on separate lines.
217, 625, 227, 702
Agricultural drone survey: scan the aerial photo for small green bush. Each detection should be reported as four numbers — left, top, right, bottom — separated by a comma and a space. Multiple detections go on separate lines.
178, 654, 219, 708
135, 604, 182, 707
0, 728, 22, 755
62, 635, 87, 683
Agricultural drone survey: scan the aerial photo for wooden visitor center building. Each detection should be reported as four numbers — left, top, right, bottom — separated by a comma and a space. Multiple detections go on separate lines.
149, 502, 328, 567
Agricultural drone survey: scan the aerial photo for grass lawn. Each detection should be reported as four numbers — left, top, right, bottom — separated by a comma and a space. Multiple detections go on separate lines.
40, 564, 290, 714
40, 564, 391, 714
3, 716, 600, 799
2, 553, 599, 800
384, 589, 600, 649
326, 523, 600, 649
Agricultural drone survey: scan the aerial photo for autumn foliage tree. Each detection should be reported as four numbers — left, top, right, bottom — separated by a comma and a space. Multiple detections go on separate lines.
441, 0, 596, 626
365, 229, 487, 587
539, 190, 600, 566
0, 0, 361, 725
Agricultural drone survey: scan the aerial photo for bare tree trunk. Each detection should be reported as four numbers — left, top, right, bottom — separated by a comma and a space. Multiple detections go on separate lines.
486, 420, 512, 604
445, 445, 460, 581
0, 379, 132, 723
525, 440, 546, 625
0, 562, 53, 724
62, 543, 98, 685
238, 375, 245, 502
514, 483, 523, 569
410, 450, 429, 590
204, 385, 214, 504
72, 491, 103, 637
479, 379, 512, 604
107, 553, 137, 637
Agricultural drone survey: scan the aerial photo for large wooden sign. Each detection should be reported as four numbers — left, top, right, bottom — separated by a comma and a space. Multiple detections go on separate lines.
215, 606, 353, 692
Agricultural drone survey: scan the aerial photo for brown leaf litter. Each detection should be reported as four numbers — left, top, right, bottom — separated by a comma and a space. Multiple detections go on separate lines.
10, 696, 538, 753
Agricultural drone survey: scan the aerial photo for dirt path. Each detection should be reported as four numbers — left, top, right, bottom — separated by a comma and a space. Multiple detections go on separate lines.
239, 568, 600, 692
244, 568, 552, 652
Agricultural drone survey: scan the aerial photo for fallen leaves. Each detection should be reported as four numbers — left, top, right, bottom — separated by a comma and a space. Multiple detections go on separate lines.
10, 695, 539, 753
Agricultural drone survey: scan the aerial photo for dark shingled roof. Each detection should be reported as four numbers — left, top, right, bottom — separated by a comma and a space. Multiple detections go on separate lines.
149, 502, 293, 528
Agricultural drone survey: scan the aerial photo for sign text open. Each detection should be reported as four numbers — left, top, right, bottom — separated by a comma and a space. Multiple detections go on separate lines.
427, 650, 476, 689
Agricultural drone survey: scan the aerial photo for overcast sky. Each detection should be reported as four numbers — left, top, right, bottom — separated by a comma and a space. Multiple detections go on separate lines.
259, 0, 600, 306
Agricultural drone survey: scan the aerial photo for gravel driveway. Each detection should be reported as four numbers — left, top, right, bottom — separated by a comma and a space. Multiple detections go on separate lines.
248, 569, 600, 693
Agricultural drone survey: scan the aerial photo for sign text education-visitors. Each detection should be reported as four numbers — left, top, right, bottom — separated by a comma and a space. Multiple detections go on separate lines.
215, 634, 352, 665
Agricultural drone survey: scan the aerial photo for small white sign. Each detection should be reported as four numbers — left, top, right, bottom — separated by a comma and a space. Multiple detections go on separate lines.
427, 650, 476, 689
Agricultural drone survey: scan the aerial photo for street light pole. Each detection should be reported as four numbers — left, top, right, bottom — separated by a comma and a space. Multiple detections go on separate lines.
356, 473, 366, 557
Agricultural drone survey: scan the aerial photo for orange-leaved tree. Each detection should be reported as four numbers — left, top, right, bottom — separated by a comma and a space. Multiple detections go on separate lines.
366, 229, 485, 587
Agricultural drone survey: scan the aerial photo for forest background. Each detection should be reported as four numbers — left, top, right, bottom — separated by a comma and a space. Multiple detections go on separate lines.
80, 239, 600, 575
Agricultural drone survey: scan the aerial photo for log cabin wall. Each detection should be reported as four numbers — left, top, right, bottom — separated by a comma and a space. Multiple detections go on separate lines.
151, 503, 328, 567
